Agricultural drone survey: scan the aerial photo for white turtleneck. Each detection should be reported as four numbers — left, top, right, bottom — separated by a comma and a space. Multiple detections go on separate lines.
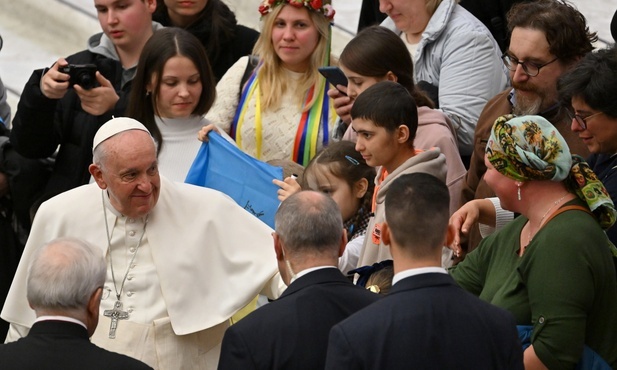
155, 115, 209, 182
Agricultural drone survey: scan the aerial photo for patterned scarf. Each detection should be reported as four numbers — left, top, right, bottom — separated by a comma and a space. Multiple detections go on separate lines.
487, 114, 617, 230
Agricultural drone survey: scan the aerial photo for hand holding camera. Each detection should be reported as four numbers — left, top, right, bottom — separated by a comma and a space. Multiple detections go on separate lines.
42, 59, 98, 97
42, 58, 118, 115
59, 64, 98, 90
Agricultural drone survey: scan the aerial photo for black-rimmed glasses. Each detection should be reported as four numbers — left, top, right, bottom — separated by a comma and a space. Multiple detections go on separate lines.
501, 53, 558, 77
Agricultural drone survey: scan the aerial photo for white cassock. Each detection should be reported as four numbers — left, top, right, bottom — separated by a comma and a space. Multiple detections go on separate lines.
1, 176, 284, 369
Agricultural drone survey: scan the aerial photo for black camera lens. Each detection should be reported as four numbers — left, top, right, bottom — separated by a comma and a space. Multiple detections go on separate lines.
77, 71, 95, 90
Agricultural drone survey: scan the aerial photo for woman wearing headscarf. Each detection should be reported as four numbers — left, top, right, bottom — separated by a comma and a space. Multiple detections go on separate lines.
449, 114, 617, 370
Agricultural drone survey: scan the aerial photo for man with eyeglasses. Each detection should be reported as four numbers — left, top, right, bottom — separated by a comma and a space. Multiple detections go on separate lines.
458, 0, 596, 253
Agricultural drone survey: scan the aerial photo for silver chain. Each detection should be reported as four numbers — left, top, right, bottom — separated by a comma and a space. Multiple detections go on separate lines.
102, 190, 149, 301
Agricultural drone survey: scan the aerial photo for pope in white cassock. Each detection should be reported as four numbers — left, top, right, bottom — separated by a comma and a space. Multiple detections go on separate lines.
1, 117, 285, 369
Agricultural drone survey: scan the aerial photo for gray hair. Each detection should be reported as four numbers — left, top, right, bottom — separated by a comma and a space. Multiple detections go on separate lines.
27, 237, 107, 311
275, 191, 343, 257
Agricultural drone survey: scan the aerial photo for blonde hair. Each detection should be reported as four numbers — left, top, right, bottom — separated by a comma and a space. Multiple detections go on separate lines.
252, 4, 331, 111
365, 265, 394, 295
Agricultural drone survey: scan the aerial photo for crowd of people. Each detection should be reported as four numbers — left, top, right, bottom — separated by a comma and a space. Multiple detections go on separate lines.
0, 0, 617, 369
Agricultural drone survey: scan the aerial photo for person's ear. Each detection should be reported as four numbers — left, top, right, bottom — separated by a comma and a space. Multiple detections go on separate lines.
89, 164, 107, 190
85, 287, 103, 337
381, 222, 391, 246
273, 232, 284, 261
338, 228, 348, 257
146, 78, 154, 97
385, 71, 398, 83
89, 287, 103, 314
396, 124, 410, 144
354, 178, 369, 199
145, 0, 157, 14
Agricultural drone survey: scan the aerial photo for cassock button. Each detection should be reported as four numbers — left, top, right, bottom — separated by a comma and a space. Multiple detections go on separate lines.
128, 218, 134, 223
127, 291, 134, 297
127, 275, 134, 281
129, 231, 136, 237
128, 308, 134, 313
129, 247, 136, 253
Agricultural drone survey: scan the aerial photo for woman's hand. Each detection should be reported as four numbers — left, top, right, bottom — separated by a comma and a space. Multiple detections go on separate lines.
448, 199, 496, 255
328, 86, 352, 125
273, 177, 301, 202
198, 124, 220, 142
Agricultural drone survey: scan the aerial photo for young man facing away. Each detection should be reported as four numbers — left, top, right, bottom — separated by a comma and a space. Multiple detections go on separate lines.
350, 81, 450, 270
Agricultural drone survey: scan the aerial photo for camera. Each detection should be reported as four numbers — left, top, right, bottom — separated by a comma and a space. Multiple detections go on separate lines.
59, 64, 98, 90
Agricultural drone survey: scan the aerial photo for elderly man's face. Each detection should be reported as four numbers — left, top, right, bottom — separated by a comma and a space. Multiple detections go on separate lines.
92, 130, 160, 219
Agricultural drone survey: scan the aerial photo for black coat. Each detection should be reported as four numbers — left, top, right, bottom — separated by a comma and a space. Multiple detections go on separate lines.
218, 268, 380, 370
325, 273, 524, 370
0, 320, 152, 370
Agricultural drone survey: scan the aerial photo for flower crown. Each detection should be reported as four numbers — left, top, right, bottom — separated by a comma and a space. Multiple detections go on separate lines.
259, 0, 335, 21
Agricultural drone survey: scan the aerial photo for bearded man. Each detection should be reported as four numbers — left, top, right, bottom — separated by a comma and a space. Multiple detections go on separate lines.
459, 0, 596, 252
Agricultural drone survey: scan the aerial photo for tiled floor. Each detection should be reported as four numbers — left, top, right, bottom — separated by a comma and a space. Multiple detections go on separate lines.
0, 0, 614, 125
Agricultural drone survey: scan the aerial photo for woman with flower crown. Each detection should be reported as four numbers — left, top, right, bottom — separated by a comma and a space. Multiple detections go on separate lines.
198, 0, 338, 166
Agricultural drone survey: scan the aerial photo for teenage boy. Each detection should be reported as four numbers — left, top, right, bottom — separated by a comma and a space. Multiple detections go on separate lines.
10, 0, 161, 209
350, 81, 449, 270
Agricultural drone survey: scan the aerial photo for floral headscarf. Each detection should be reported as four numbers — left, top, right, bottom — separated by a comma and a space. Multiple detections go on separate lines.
487, 114, 616, 230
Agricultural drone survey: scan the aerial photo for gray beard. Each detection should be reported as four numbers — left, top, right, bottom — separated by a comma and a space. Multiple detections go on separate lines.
512, 93, 543, 116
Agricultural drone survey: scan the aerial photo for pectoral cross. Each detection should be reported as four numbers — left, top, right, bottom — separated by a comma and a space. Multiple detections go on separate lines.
103, 300, 129, 339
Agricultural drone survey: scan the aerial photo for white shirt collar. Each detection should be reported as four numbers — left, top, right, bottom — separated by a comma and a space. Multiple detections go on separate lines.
392, 267, 447, 286
289, 265, 337, 285
35, 315, 87, 330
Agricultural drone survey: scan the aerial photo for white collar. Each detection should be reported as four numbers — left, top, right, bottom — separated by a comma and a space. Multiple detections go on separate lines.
35, 315, 87, 330
392, 267, 447, 285
290, 265, 337, 284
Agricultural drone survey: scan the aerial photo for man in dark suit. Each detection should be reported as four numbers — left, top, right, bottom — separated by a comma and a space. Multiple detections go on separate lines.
325, 173, 523, 370
218, 191, 380, 370
0, 237, 152, 370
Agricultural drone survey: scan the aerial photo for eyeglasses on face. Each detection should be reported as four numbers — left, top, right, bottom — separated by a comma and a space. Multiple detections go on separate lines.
501, 53, 558, 77
571, 111, 604, 130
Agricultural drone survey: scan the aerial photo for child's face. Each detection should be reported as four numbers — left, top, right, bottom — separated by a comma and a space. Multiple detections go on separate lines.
306, 165, 363, 222
340, 64, 386, 102
352, 118, 401, 172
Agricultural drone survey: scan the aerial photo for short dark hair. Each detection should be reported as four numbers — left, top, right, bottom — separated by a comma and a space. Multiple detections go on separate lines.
506, 0, 597, 65
350, 81, 418, 144
127, 28, 216, 154
385, 173, 449, 257
275, 191, 343, 258
558, 46, 617, 119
